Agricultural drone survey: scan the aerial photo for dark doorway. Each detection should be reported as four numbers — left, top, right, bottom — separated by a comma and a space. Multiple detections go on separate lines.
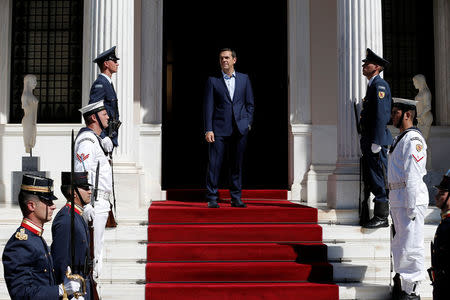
162, 0, 288, 190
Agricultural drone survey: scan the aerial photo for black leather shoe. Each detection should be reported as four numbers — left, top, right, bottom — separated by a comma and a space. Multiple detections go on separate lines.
231, 199, 246, 208
398, 291, 420, 300
362, 215, 389, 228
207, 201, 220, 208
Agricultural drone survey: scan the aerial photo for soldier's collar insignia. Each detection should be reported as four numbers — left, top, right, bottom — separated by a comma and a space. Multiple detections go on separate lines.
65, 202, 83, 216
21, 218, 43, 236
378, 91, 385, 99
15, 228, 28, 240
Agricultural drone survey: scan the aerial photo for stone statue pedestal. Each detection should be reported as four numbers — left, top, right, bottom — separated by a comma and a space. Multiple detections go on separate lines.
11, 157, 47, 204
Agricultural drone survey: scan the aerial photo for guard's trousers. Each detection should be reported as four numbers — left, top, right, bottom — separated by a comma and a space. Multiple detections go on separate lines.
93, 198, 110, 279
391, 205, 427, 294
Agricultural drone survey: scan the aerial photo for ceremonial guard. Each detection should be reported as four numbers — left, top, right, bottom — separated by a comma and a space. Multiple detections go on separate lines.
89, 46, 121, 148
75, 101, 112, 280
2, 174, 81, 299
389, 98, 428, 300
428, 170, 450, 300
51, 171, 93, 299
360, 48, 393, 228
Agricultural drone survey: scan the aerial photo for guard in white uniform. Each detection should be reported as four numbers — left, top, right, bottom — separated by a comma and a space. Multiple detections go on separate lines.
388, 98, 428, 300
75, 100, 113, 280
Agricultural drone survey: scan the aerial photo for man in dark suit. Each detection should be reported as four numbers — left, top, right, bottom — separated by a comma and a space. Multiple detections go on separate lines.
360, 48, 393, 228
89, 46, 121, 149
204, 48, 254, 208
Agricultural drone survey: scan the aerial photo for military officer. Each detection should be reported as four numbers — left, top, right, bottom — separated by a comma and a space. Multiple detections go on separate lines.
51, 171, 93, 299
75, 100, 113, 280
429, 169, 450, 300
89, 46, 121, 148
2, 174, 81, 299
360, 48, 393, 228
389, 98, 428, 300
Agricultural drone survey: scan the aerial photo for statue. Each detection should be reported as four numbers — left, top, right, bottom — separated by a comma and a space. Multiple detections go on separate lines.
413, 74, 433, 140
21, 74, 39, 155
413, 74, 433, 169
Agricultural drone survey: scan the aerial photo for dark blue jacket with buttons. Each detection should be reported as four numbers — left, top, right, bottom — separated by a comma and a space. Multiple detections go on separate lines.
360, 74, 393, 146
89, 74, 120, 146
2, 225, 59, 299
51, 204, 90, 284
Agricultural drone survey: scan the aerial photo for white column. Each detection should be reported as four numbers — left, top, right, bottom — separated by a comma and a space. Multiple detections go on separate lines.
83, 0, 135, 162
328, 0, 383, 209
288, 0, 312, 201
434, 0, 450, 125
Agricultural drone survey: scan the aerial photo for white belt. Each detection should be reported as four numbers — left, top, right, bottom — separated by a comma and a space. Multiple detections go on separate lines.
95, 190, 111, 201
389, 182, 406, 190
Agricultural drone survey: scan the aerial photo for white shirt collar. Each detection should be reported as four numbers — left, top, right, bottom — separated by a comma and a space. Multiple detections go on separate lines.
100, 73, 112, 84
222, 71, 236, 79
368, 75, 377, 87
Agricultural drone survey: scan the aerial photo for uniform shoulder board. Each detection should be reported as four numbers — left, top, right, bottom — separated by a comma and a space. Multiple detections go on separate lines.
95, 84, 103, 88
15, 228, 28, 241
78, 137, 95, 144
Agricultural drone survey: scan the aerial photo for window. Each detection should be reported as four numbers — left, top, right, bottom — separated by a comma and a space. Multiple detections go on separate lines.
382, 0, 435, 119
10, 0, 83, 123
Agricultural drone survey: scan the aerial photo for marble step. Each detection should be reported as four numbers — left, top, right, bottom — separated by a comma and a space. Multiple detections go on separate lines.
338, 282, 432, 300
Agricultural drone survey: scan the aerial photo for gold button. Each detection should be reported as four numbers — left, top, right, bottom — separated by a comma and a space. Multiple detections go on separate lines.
44, 269, 47, 272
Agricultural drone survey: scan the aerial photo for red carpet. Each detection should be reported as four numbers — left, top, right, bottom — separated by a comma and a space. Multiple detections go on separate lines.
146, 190, 338, 300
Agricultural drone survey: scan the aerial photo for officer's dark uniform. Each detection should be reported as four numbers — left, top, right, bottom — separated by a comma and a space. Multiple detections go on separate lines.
51, 172, 92, 299
89, 46, 120, 146
2, 175, 59, 299
429, 171, 450, 300
360, 48, 393, 228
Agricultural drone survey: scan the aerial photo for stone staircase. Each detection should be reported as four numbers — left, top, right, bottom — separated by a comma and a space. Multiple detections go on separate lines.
317, 205, 439, 300
0, 202, 440, 300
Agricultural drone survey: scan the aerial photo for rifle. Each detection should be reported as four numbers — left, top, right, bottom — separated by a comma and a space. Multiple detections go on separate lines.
354, 100, 370, 225
63, 130, 86, 300
89, 161, 100, 300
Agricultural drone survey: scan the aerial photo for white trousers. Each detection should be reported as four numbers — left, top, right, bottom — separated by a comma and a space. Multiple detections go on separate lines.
391, 205, 427, 294
92, 199, 110, 279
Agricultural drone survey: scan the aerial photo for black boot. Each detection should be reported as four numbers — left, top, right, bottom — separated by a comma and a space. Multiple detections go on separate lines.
363, 201, 389, 228
391, 273, 401, 300
398, 291, 420, 300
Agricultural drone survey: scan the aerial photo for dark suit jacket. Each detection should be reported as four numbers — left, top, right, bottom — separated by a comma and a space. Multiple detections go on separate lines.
360, 75, 393, 146
204, 72, 254, 136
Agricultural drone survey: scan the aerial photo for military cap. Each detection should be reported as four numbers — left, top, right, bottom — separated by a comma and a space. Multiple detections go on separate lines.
93, 46, 120, 64
362, 48, 390, 68
435, 169, 450, 191
61, 172, 92, 188
79, 100, 106, 117
20, 174, 58, 201
392, 97, 417, 112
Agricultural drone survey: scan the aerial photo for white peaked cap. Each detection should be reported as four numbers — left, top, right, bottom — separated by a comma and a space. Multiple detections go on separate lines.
79, 100, 106, 116
392, 97, 418, 106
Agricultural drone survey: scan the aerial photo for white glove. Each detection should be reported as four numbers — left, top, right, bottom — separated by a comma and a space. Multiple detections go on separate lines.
82, 203, 95, 223
101, 136, 114, 153
407, 207, 417, 220
58, 267, 81, 296
371, 143, 381, 153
